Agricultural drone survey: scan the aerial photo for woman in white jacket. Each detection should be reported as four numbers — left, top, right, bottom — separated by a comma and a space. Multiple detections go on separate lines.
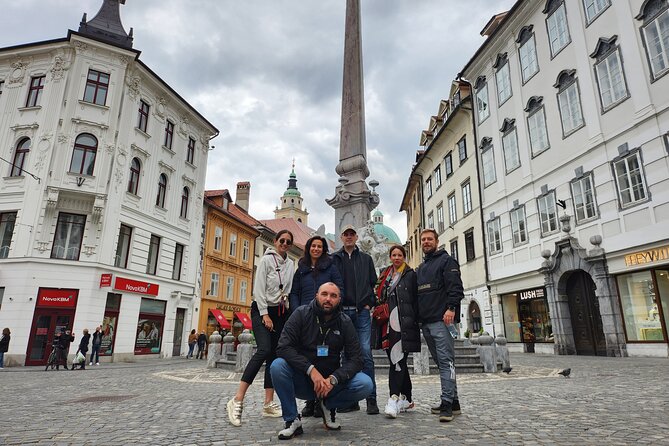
227, 229, 295, 426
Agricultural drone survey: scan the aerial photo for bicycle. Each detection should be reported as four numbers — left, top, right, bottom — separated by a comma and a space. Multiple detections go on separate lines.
44, 345, 63, 371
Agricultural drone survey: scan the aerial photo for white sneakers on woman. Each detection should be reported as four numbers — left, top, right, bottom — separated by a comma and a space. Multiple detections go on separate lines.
262, 401, 283, 417
227, 397, 243, 426
384, 395, 400, 418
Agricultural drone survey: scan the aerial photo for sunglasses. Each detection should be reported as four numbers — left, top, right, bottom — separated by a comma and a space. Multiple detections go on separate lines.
278, 238, 293, 246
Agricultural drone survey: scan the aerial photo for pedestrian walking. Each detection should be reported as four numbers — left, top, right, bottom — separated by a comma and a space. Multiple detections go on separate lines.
332, 224, 379, 414
72, 329, 90, 370
90, 326, 102, 365
416, 229, 465, 422
196, 331, 207, 359
58, 329, 75, 370
187, 329, 197, 358
270, 282, 373, 439
226, 229, 295, 427
372, 245, 420, 418
0, 328, 10, 369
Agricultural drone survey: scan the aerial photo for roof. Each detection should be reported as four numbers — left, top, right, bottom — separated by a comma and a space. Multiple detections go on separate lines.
374, 223, 401, 244
260, 218, 334, 251
78, 0, 133, 49
204, 189, 262, 233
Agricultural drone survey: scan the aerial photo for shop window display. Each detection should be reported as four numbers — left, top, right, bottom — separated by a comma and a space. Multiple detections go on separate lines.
618, 271, 667, 341
501, 288, 552, 343
134, 298, 165, 354
502, 294, 521, 342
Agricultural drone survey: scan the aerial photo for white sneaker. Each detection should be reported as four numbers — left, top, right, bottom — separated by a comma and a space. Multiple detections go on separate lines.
89, 362, 93, 366
397, 394, 414, 412
384, 395, 400, 418
278, 417, 303, 440
262, 401, 282, 418
318, 399, 341, 430
227, 397, 243, 426
96, 362, 100, 366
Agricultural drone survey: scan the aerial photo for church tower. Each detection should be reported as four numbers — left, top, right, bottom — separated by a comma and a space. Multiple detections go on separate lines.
274, 163, 309, 225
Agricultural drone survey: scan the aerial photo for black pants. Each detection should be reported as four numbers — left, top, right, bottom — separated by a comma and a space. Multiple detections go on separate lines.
386, 349, 412, 402
241, 302, 287, 388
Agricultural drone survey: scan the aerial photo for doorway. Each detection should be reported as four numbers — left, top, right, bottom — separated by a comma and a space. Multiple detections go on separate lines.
26, 310, 75, 366
173, 308, 185, 357
567, 271, 606, 356
468, 301, 481, 333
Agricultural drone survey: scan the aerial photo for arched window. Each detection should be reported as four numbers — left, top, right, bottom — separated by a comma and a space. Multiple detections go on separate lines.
180, 187, 190, 218
69, 133, 98, 175
156, 174, 167, 208
10, 138, 31, 177
128, 158, 141, 195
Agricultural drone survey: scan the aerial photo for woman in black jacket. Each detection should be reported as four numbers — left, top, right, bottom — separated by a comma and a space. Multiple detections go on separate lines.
372, 245, 420, 419
73, 329, 90, 370
0, 327, 10, 369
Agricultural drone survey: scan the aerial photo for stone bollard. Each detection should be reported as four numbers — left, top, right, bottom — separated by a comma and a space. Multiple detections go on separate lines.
494, 335, 510, 369
413, 333, 431, 375
477, 332, 497, 373
222, 332, 235, 359
207, 331, 223, 368
235, 329, 254, 373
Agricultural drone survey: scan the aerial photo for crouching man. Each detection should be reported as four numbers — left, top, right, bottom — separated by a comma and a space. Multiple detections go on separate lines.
270, 282, 373, 440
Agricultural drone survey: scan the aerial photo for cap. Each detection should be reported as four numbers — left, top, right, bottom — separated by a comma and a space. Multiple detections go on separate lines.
340, 224, 357, 235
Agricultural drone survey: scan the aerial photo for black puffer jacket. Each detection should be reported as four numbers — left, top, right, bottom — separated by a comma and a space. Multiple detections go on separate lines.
289, 256, 345, 310
78, 333, 90, 354
332, 246, 377, 310
416, 249, 464, 323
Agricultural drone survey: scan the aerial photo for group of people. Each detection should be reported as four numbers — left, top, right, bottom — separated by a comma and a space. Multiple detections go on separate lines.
225, 225, 465, 440
49, 326, 104, 370
187, 329, 208, 359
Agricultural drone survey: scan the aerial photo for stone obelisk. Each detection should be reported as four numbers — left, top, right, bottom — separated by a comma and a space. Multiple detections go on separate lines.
327, 0, 379, 242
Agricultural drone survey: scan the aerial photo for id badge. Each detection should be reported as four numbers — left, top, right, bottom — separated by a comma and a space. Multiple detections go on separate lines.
317, 345, 329, 357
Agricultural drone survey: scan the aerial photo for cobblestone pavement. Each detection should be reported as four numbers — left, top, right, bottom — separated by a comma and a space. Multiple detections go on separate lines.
0, 353, 667, 445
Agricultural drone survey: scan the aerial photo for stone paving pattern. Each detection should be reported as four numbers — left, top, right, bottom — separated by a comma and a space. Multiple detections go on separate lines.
0, 353, 667, 445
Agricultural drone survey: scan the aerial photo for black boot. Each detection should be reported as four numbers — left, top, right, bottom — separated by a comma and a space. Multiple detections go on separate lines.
301, 400, 315, 418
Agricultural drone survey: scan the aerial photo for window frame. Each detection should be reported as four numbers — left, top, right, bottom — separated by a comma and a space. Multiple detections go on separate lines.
434, 165, 442, 189
137, 100, 150, 133
510, 204, 529, 247
164, 120, 174, 149
240, 280, 248, 303
526, 97, 551, 156
425, 177, 433, 199
464, 229, 475, 262
494, 53, 513, 105
146, 234, 161, 275
226, 276, 235, 301
462, 181, 473, 215
570, 170, 599, 224
537, 190, 560, 237
214, 226, 223, 251
487, 217, 503, 254
242, 239, 250, 262
0, 211, 18, 259
480, 137, 497, 187
640, 4, 669, 81
474, 76, 490, 123
128, 158, 141, 195
448, 193, 457, 225
545, 1, 571, 58
172, 243, 184, 281
449, 239, 459, 262
583, 0, 611, 25
427, 211, 434, 230
612, 148, 650, 209
229, 233, 237, 257
156, 174, 167, 208
501, 118, 521, 173
437, 203, 445, 234
25, 75, 45, 107
114, 224, 133, 268
555, 70, 585, 137
210, 272, 220, 297
187, 137, 196, 164
180, 187, 190, 219
10, 137, 31, 177
591, 38, 630, 112
457, 137, 468, 164
69, 133, 98, 176
517, 25, 540, 84
51, 212, 86, 260
444, 152, 454, 177
83, 69, 109, 106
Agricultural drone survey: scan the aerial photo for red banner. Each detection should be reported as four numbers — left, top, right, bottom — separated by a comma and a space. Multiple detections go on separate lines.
114, 277, 159, 296
37, 288, 78, 308
100, 273, 112, 288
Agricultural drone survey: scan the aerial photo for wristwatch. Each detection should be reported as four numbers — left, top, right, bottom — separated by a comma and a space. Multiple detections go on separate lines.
329, 375, 338, 386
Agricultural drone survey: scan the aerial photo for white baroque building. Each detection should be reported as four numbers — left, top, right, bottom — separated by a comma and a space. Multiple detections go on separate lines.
0, 0, 218, 366
460, 0, 669, 357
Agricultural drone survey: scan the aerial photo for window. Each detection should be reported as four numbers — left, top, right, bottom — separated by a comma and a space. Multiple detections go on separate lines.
526, 96, 550, 155
545, 0, 571, 56
592, 38, 629, 111
226, 277, 235, 301
475, 77, 490, 123
457, 137, 467, 163
510, 205, 528, 246
83, 69, 109, 106
583, 0, 610, 23
517, 26, 539, 83
537, 191, 559, 236
434, 166, 442, 188
0, 212, 17, 259
641, 4, 669, 79
617, 270, 668, 342
146, 234, 161, 275
425, 177, 433, 199
214, 226, 223, 251
427, 212, 434, 230
51, 213, 86, 260
138, 100, 149, 133
465, 230, 475, 262
242, 239, 250, 262
69, 133, 98, 176
555, 70, 585, 136
10, 138, 31, 177
210, 272, 220, 296
25, 75, 45, 107
229, 233, 237, 257
501, 118, 521, 173
487, 217, 502, 254
571, 171, 599, 222
480, 137, 497, 187
180, 187, 190, 219
134, 298, 165, 355
448, 193, 457, 225
613, 149, 648, 208
240, 280, 248, 303
114, 224, 132, 268
172, 243, 184, 280
128, 158, 141, 195
164, 120, 174, 149
494, 53, 512, 104
187, 137, 195, 164
450, 239, 459, 262
437, 203, 445, 233
444, 153, 453, 177
156, 174, 167, 208
462, 181, 473, 215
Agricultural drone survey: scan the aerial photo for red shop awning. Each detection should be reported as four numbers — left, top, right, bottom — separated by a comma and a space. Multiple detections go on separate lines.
234, 312, 253, 330
209, 309, 231, 330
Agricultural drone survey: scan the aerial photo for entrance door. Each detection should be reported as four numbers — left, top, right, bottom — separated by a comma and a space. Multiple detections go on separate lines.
172, 308, 186, 357
26, 310, 75, 366
567, 271, 606, 356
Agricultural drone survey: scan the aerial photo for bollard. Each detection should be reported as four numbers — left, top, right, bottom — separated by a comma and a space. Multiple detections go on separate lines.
222, 332, 235, 359
235, 329, 254, 373
494, 335, 510, 369
477, 332, 497, 373
413, 333, 431, 375
207, 331, 222, 368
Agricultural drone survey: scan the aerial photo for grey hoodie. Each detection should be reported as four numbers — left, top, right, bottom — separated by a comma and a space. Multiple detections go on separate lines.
253, 247, 295, 316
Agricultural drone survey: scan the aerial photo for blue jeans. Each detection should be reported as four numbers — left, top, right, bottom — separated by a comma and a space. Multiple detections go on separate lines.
0, 351, 4, 368
422, 321, 458, 404
187, 342, 196, 358
342, 307, 376, 399
270, 358, 373, 422
90, 345, 100, 363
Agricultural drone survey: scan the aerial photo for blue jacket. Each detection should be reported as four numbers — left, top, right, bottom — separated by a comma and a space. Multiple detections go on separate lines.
416, 249, 464, 324
289, 255, 344, 311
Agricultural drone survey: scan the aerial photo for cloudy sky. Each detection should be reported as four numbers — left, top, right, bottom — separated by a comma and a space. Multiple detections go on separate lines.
1, 0, 515, 241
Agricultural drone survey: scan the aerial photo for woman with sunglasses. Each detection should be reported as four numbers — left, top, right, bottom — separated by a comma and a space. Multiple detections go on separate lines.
227, 229, 295, 427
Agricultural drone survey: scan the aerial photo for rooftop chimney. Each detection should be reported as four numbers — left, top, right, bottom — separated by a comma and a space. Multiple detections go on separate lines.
236, 182, 250, 212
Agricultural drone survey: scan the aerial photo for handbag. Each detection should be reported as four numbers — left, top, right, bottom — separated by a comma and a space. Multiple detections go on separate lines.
372, 302, 390, 323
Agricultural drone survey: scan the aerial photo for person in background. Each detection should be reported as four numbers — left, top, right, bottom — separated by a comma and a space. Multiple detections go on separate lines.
187, 329, 198, 359
59, 329, 75, 370
72, 328, 90, 370
90, 326, 102, 366
226, 229, 295, 427
197, 330, 208, 359
0, 328, 10, 369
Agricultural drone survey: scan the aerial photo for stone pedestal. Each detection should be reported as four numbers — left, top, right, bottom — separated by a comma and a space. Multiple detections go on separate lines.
477, 332, 497, 373
413, 334, 431, 375
222, 332, 235, 358
207, 331, 222, 368
494, 335, 510, 369
235, 329, 254, 373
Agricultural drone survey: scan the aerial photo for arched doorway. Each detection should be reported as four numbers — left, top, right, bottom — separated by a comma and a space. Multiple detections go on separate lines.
468, 301, 481, 333
566, 270, 606, 356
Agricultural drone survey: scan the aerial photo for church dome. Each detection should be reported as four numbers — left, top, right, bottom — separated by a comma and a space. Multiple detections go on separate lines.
372, 211, 401, 244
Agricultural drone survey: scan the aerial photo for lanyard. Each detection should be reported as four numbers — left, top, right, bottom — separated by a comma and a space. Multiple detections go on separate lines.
317, 317, 331, 346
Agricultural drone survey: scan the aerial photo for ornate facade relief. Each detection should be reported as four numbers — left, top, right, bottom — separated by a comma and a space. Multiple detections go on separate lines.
49, 55, 70, 81
8, 57, 31, 85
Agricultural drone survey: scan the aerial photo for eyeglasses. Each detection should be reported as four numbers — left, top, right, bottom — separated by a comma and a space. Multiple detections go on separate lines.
278, 238, 293, 246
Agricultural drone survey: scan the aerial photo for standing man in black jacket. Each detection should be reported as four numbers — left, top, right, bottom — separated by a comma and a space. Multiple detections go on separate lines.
331, 224, 379, 414
416, 229, 465, 423
270, 283, 373, 440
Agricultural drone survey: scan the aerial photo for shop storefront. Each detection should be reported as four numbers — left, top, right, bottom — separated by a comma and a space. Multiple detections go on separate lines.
500, 286, 553, 351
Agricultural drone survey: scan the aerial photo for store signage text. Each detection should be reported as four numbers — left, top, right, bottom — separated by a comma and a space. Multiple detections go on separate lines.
37, 289, 78, 308
114, 277, 159, 296
519, 288, 545, 301
100, 274, 112, 288
217, 304, 242, 312
625, 246, 669, 267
